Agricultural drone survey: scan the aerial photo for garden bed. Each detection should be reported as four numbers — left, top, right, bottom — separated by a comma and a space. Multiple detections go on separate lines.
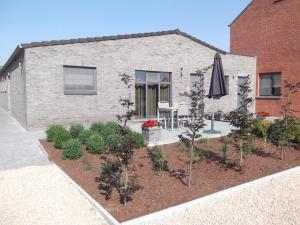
40, 137, 300, 222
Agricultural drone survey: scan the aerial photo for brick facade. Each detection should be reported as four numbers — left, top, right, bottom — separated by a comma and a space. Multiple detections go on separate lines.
230, 0, 300, 117
0, 32, 256, 130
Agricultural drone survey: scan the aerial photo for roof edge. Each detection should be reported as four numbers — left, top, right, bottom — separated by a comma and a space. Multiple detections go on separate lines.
0, 46, 23, 76
228, 1, 253, 27
1, 29, 227, 74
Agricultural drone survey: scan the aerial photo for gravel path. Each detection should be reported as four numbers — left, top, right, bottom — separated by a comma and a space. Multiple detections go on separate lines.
0, 164, 109, 225
123, 167, 300, 225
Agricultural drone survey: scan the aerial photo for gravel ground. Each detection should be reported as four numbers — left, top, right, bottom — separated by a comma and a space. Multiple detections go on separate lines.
123, 167, 300, 225
0, 164, 109, 225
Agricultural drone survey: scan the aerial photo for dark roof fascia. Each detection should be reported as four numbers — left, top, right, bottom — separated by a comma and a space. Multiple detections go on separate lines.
228, 1, 254, 27
0, 46, 23, 76
227, 52, 256, 58
0, 29, 227, 75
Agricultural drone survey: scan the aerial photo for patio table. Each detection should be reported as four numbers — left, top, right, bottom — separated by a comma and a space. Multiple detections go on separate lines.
157, 106, 178, 131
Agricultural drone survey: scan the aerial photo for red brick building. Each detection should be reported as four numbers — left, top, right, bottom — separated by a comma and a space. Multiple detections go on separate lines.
230, 0, 300, 117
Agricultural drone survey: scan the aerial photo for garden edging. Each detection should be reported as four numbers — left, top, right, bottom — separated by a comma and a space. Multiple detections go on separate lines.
37, 141, 121, 225
121, 166, 300, 225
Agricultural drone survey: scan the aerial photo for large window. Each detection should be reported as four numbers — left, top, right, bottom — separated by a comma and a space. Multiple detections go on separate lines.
135, 71, 171, 118
63, 66, 97, 95
259, 72, 281, 96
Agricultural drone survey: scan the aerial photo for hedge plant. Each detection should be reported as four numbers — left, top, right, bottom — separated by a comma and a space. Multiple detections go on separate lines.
62, 139, 83, 160
87, 134, 106, 154
106, 133, 123, 150
69, 124, 85, 139
46, 124, 65, 142
53, 127, 72, 149
78, 129, 92, 145
90, 122, 105, 133
129, 131, 144, 149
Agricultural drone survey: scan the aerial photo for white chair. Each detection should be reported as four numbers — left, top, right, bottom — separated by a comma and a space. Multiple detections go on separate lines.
157, 101, 169, 128
177, 104, 191, 128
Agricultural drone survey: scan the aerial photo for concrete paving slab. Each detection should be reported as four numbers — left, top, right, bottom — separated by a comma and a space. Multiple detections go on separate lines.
0, 108, 49, 170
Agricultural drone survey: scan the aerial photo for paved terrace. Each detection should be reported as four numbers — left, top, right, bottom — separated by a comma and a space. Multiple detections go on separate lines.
129, 119, 235, 146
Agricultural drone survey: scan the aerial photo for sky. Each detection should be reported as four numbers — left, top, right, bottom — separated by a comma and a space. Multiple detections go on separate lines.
0, 0, 251, 66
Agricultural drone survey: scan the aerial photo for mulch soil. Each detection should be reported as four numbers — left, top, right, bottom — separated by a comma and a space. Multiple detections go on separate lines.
40, 137, 300, 222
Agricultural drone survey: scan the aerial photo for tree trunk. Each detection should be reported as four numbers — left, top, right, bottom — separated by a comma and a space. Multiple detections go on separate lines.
124, 167, 128, 205
239, 141, 243, 167
280, 146, 284, 160
188, 144, 194, 188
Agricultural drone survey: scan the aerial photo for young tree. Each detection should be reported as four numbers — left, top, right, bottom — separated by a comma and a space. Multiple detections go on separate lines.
272, 80, 300, 160
228, 75, 254, 167
115, 73, 139, 205
178, 66, 211, 187
282, 80, 300, 125
98, 73, 140, 205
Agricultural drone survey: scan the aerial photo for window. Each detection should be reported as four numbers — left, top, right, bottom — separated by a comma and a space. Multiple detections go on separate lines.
259, 72, 281, 96
135, 70, 171, 118
225, 75, 229, 94
63, 66, 97, 95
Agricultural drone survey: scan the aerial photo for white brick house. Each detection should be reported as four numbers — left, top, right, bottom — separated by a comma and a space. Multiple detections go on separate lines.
0, 29, 256, 130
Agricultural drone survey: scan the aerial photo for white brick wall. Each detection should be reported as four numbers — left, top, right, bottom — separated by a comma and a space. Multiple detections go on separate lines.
20, 34, 256, 130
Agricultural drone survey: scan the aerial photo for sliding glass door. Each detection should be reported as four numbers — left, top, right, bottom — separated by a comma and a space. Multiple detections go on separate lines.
135, 71, 171, 118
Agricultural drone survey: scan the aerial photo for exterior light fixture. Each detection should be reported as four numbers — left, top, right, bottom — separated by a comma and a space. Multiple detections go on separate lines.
180, 67, 183, 77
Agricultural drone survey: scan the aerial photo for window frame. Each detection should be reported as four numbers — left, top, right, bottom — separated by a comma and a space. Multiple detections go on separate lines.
63, 65, 97, 95
259, 72, 281, 97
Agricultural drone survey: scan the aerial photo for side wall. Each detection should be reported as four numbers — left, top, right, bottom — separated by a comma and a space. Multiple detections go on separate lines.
0, 53, 27, 127
230, 0, 300, 116
0, 75, 9, 111
25, 34, 256, 130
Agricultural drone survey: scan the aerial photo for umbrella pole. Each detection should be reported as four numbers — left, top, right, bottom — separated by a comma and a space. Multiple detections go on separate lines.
211, 98, 214, 131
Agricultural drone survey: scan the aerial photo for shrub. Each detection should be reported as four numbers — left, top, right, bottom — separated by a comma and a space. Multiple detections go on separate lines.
220, 137, 231, 163
87, 134, 106, 154
100, 122, 120, 143
106, 133, 123, 150
53, 127, 72, 149
292, 121, 300, 144
69, 124, 85, 139
90, 122, 105, 133
78, 129, 92, 144
129, 131, 144, 149
62, 139, 83, 160
46, 124, 64, 142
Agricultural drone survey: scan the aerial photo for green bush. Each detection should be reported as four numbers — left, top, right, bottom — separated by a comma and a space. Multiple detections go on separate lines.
87, 134, 106, 154
250, 120, 264, 137
53, 127, 72, 149
62, 139, 83, 160
268, 120, 289, 146
106, 133, 123, 150
90, 122, 105, 133
78, 129, 92, 145
101, 122, 119, 139
129, 131, 144, 149
69, 124, 85, 139
292, 121, 300, 144
46, 124, 64, 142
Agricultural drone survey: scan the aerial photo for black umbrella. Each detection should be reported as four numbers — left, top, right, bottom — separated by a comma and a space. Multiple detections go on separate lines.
207, 53, 227, 99
204, 53, 227, 134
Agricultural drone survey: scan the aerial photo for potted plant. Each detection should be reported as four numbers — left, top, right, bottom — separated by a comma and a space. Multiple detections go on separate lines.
142, 120, 161, 144
257, 111, 270, 120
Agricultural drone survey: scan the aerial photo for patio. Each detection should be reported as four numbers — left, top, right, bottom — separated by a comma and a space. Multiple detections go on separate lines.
128, 119, 235, 147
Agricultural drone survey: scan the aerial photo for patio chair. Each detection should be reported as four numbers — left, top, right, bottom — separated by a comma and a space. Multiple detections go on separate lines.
157, 101, 169, 128
177, 103, 191, 128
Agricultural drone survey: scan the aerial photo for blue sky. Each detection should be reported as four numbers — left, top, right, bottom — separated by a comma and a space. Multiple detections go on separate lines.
0, 0, 251, 65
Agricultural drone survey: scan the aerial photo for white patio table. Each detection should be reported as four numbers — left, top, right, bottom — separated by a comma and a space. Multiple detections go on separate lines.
157, 106, 178, 131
